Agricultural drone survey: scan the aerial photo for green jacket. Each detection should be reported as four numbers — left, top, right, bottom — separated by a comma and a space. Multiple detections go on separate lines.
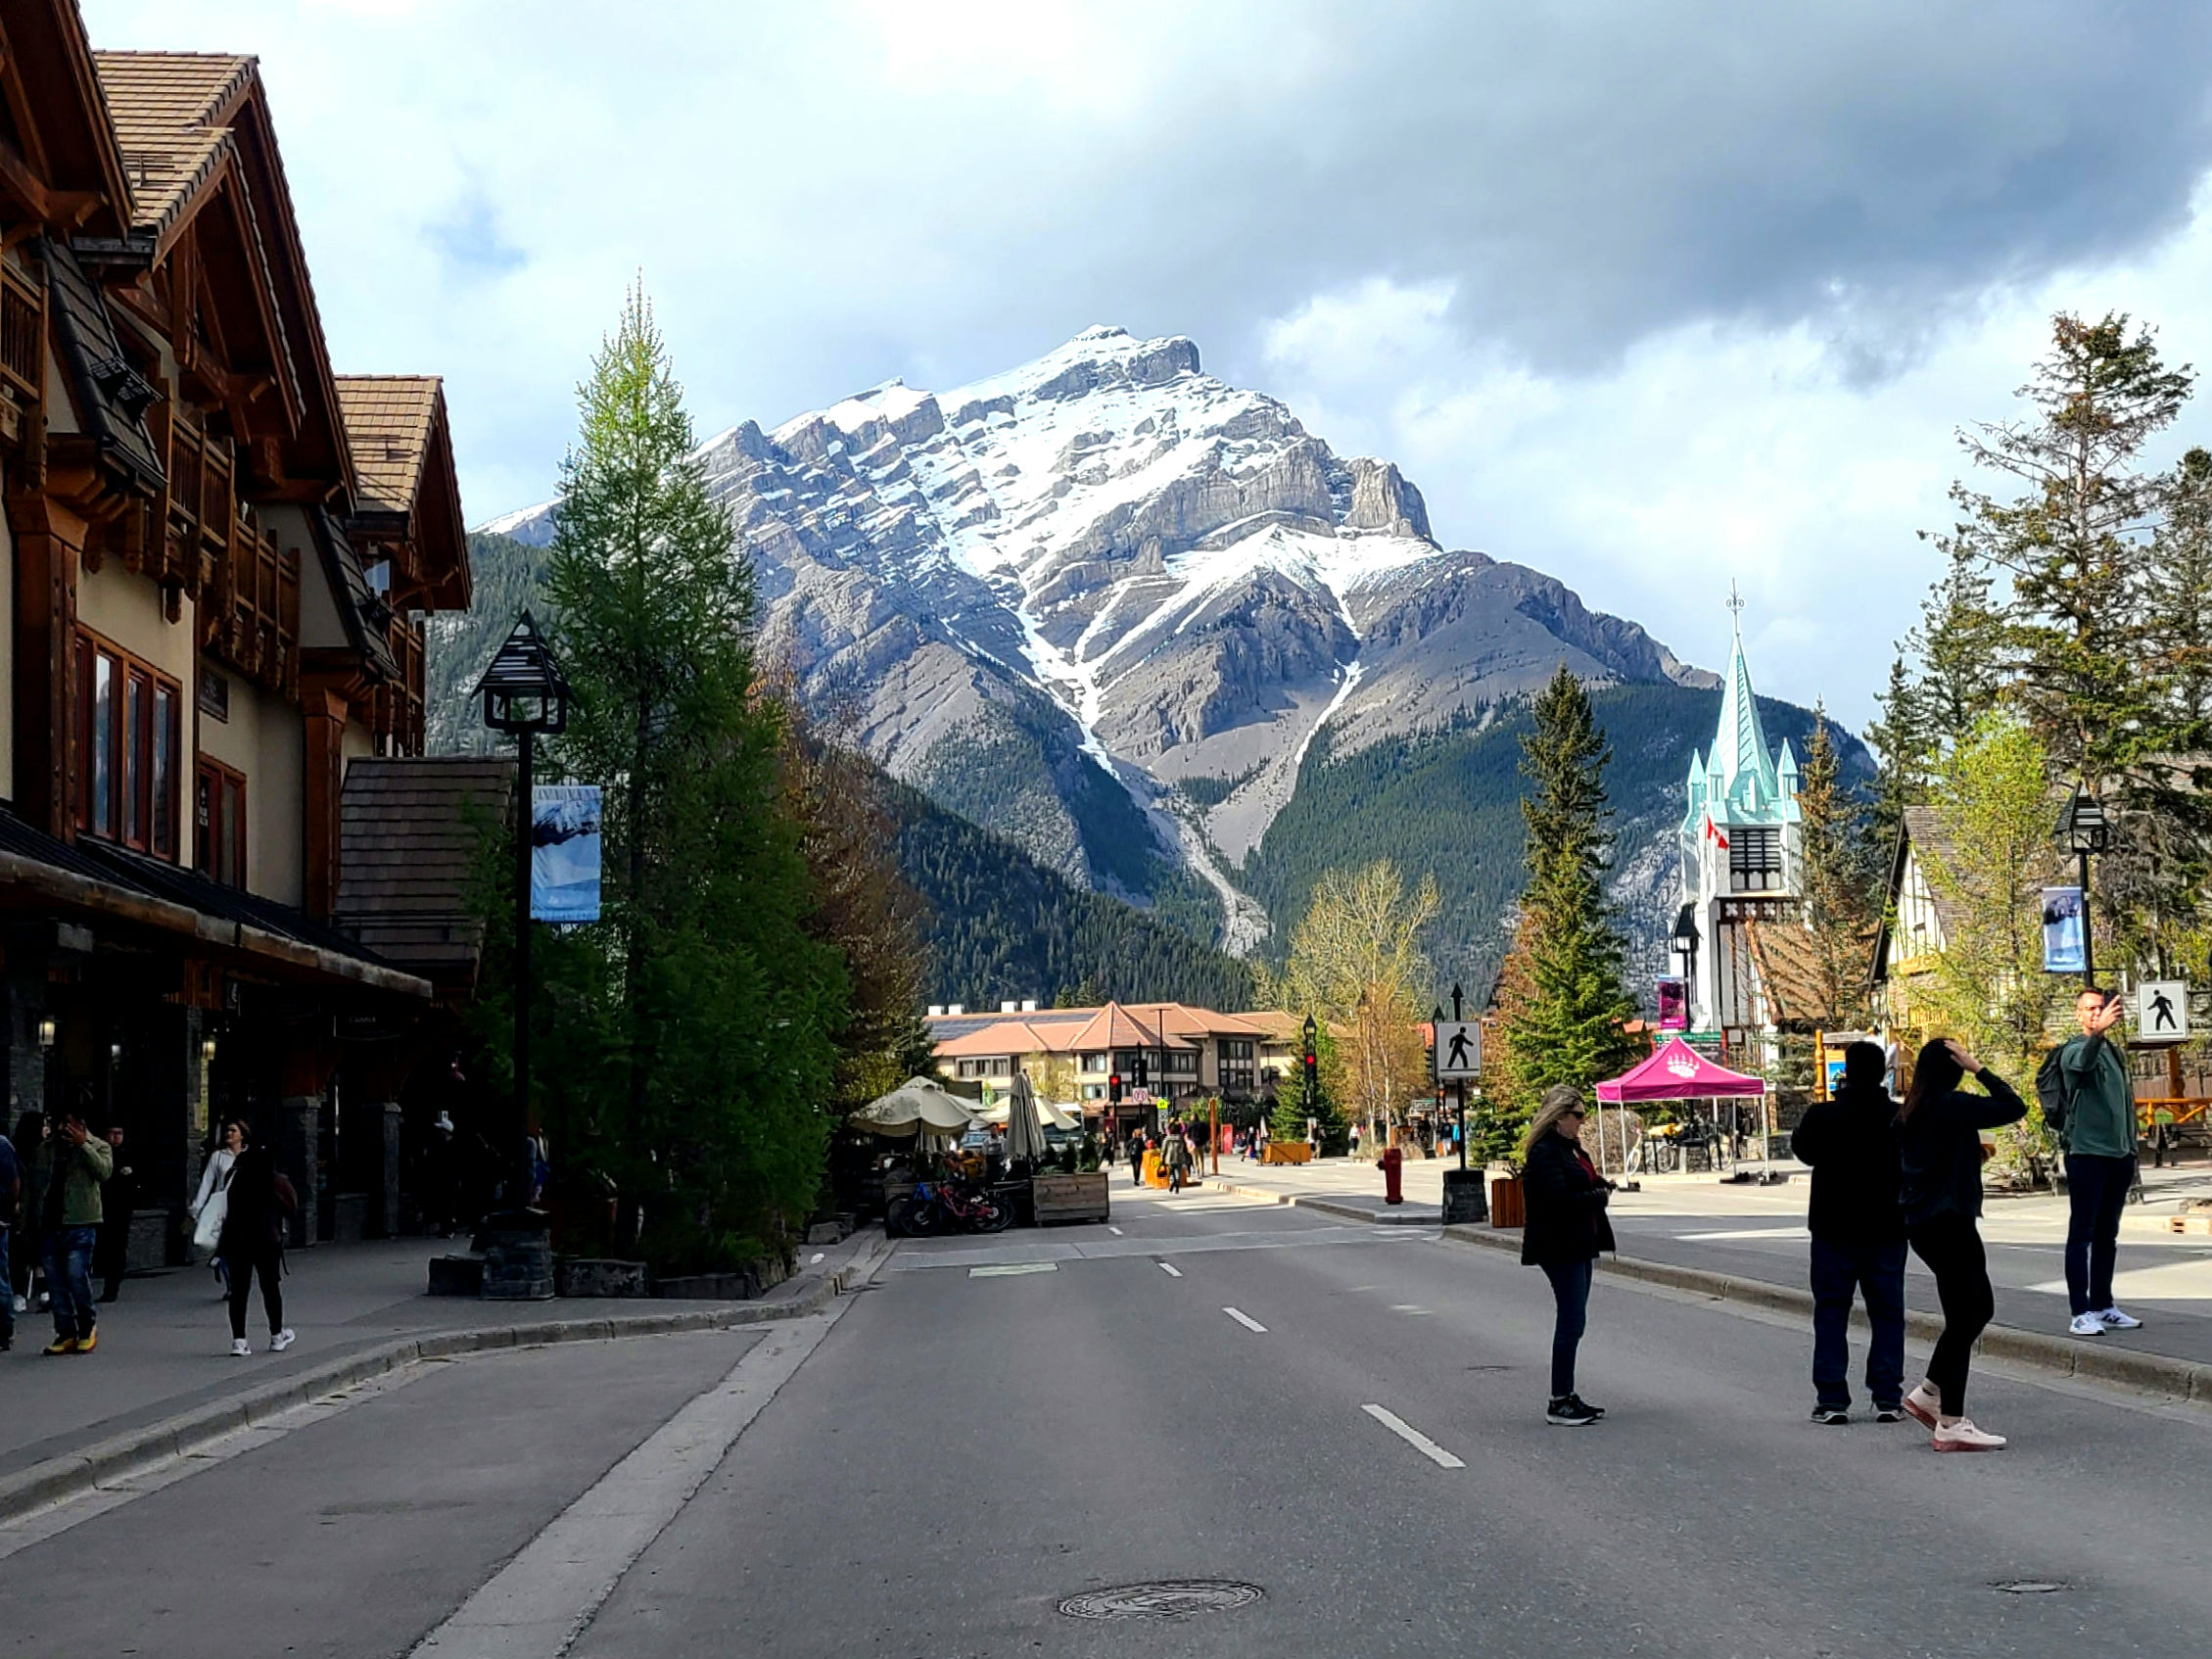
2057, 1033, 2136, 1159
34, 1135, 112, 1228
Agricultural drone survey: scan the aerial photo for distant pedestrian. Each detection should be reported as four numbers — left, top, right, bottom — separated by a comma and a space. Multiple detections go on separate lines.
0, 1126, 18, 1351
1790, 1041, 1906, 1424
96, 1124, 136, 1303
216, 1121, 296, 1356
192, 1121, 242, 1291
1306, 1117, 1319, 1159
1163, 1131, 1192, 1194
1349, 1121, 1362, 1159
12, 1112, 46, 1314
1521, 1084, 1613, 1427
1895, 1038, 2025, 1451
33, 1106, 110, 1354
1128, 1135, 1146, 1188
2048, 987, 2142, 1338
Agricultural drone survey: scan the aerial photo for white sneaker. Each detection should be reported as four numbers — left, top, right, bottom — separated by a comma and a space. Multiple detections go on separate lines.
2098, 1306, 2142, 1330
10, 1295, 24, 1315
1932, 1417, 2006, 1452
230, 1338, 251, 1356
1902, 1381, 1942, 1428
270, 1328, 295, 1351
2069, 1312, 2106, 1337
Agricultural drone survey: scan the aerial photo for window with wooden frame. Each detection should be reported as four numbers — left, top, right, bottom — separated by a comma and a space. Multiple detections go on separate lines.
194, 757, 248, 889
72, 629, 182, 859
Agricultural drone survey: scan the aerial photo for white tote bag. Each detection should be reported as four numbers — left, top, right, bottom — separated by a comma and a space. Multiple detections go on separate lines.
191, 1167, 231, 1252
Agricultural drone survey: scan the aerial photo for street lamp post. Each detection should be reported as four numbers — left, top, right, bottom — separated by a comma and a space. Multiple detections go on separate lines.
472, 610, 572, 1216
2059, 781, 2110, 988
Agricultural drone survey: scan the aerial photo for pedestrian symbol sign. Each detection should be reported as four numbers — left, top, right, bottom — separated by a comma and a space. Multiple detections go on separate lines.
1435, 1020, 1481, 1080
2137, 980, 2189, 1045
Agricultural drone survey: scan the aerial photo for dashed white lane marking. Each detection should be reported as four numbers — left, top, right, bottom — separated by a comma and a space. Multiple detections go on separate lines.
969, 1262, 1059, 1278
1361, 1403, 1465, 1469
1107, 1226, 1124, 1236
1674, 1227, 1811, 1242
1223, 1306, 1267, 1333
1157, 1261, 1184, 1278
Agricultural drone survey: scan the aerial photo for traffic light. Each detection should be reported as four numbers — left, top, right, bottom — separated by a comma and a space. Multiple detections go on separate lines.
1300, 1014, 1318, 1105
1133, 1052, 1149, 1089
1108, 1071, 1122, 1105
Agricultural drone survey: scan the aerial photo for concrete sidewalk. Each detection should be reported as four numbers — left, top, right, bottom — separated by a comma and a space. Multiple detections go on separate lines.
0, 1229, 883, 1504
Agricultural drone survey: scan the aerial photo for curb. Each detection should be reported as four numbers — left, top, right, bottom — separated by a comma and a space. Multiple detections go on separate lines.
1204, 1177, 1441, 1226
0, 1229, 890, 1526
1436, 1223, 2212, 1405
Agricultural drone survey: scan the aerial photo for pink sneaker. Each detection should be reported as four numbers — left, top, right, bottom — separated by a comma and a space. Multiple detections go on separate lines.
1902, 1382, 1941, 1429
1932, 1418, 2006, 1452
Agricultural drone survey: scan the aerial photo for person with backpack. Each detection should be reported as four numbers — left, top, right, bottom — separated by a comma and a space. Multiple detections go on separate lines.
1790, 1041, 1906, 1424
1895, 1038, 2026, 1451
2040, 987, 2142, 1338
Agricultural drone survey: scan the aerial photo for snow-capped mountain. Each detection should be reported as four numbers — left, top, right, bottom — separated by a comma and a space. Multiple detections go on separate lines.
481, 326, 1716, 953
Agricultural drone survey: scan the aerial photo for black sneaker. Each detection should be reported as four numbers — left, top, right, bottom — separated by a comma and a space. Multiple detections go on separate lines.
1872, 1404, 1905, 1423
1569, 1394, 1605, 1419
1811, 1405, 1850, 1425
1546, 1396, 1601, 1426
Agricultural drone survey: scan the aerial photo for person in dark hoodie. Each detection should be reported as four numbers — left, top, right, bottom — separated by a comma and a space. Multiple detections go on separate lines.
1521, 1084, 1615, 1427
1791, 1041, 1906, 1424
1894, 1036, 2026, 1452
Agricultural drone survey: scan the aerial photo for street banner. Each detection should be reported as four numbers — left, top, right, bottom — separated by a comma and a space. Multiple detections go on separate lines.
2138, 979, 2190, 1044
532, 784, 602, 923
2040, 886, 2085, 974
1434, 1020, 1481, 1080
1655, 977, 1688, 1031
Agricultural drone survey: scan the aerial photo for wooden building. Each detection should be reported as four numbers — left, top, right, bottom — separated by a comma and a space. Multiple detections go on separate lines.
0, 6, 499, 1256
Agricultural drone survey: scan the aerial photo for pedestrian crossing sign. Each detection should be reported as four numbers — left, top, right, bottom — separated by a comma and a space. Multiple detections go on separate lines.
1435, 1021, 1481, 1080
2138, 980, 2189, 1044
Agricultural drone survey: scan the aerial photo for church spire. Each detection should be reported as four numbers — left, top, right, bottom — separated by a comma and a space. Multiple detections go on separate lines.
1708, 585, 1781, 819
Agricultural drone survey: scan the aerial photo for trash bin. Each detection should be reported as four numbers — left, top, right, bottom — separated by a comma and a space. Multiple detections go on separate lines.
1441, 1168, 1487, 1225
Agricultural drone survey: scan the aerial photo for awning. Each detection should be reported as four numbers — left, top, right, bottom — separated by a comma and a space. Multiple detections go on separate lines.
1596, 1037, 1766, 1103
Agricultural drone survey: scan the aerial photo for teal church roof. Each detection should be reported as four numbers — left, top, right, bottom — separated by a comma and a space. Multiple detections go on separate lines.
1681, 619, 1793, 830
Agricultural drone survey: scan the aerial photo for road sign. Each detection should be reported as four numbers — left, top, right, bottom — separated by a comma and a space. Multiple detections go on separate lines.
2137, 980, 2190, 1044
1435, 1020, 1482, 1080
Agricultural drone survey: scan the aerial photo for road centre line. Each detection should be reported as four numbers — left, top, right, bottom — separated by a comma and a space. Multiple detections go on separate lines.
1361, 1404, 1465, 1469
969, 1263, 1058, 1278
1157, 1261, 1184, 1277
1222, 1306, 1266, 1332
1107, 1225, 1124, 1235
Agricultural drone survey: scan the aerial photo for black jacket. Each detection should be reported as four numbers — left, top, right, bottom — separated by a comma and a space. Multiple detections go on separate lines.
1896, 1068, 2028, 1228
218, 1144, 286, 1253
1521, 1131, 1615, 1266
1790, 1082, 1905, 1247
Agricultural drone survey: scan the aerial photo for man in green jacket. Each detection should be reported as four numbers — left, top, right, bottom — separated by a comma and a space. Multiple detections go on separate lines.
34, 1107, 111, 1355
2058, 987, 2140, 1338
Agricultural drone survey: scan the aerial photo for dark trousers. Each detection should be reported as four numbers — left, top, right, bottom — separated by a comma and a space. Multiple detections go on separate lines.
2064, 1153, 2135, 1316
1907, 1214, 1993, 1418
1540, 1258, 1594, 1398
225, 1241, 284, 1340
1810, 1237, 1906, 1409
0, 1227, 11, 1344
95, 1219, 128, 1301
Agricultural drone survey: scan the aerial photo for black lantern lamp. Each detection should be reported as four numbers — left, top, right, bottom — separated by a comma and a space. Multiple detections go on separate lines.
2057, 781, 2110, 986
472, 611, 573, 1221
1670, 904, 1700, 979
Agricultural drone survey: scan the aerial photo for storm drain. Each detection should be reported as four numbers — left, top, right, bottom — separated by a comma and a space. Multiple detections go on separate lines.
1993, 1581, 2068, 1595
1059, 1581, 1264, 1621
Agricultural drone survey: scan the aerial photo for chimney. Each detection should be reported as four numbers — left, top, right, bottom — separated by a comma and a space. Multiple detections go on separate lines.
1000, 1000, 1018, 1013
948, 1004, 965, 1016
926, 1005, 945, 1019
1021, 999, 1038, 1013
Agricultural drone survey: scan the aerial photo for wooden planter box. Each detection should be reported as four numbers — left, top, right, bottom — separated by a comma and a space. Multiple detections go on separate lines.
1262, 1142, 1313, 1166
1488, 1174, 1526, 1229
1033, 1170, 1111, 1225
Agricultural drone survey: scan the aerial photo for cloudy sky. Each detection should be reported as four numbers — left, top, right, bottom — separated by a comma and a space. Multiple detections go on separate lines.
82, 0, 2212, 728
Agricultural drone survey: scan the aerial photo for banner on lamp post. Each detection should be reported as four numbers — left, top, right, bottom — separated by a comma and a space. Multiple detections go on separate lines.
1655, 977, 1689, 1031
2040, 886, 2085, 974
532, 784, 602, 923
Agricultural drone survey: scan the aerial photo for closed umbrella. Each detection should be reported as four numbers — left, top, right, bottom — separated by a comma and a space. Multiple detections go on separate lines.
1004, 1069, 1049, 1168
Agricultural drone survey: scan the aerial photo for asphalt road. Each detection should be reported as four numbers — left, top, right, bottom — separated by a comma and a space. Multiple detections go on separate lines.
12, 1190, 2212, 1656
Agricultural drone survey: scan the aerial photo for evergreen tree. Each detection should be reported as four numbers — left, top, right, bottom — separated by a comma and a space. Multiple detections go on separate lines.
1904, 543, 2007, 751
1796, 704, 1872, 1027
1861, 652, 1928, 860
1490, 666, 1642, 1144
538, 287, 846, 1271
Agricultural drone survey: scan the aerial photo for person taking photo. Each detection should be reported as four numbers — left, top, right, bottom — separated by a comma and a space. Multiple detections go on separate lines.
2051, 987, 2142, 1338
1521, 1084, 1614, 1427
1790, 1040, 1906, 1424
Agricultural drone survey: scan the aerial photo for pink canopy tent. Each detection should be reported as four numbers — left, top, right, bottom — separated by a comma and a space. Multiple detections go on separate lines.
1595, 1038, 1767, 1177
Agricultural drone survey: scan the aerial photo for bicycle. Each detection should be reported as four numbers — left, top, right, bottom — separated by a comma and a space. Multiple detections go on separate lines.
888, 1178, 1012, 1236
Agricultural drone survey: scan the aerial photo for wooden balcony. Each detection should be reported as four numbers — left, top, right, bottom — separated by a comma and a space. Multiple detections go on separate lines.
156, 403, 232, 595
196, 504, 300, 699
0, 260, 42, 446
372, 612, 427, 756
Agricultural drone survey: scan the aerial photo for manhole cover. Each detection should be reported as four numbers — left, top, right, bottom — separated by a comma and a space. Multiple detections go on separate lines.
1059, 1581, 1264, 1621
1994, 1581, 2067, 1595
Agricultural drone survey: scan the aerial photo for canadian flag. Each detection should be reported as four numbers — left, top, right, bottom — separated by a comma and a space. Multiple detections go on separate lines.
1703, 814, 1729, 850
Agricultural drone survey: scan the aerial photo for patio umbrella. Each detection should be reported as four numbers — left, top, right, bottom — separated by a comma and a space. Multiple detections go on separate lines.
1004, 1069, 1049, 1168
853, 1076, 978, 1147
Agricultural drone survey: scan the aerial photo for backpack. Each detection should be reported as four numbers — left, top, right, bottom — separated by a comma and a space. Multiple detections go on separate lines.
2035, 1043, 2077, 1140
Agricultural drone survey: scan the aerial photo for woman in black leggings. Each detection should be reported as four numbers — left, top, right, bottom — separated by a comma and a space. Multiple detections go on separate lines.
1894, 1038, 2025, 1451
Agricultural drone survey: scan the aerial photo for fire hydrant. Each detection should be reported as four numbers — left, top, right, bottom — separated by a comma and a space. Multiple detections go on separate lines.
1381, 1144, 1404, 1206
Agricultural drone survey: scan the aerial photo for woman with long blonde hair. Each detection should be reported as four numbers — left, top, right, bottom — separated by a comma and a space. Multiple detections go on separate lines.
1521, 1083, 1616, 1426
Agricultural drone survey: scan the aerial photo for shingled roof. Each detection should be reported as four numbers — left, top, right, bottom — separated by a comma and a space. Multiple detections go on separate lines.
335, 376, 441, 514
89, 51, 254, 237
334, 757, 515, 990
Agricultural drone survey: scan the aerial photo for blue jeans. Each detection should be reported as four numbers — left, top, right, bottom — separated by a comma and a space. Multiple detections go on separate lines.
2064, 1154, 2135, 1316
1810, 1237, 1906, 1409
1540, 1258, 1593, 1398
42, 1225, 97, 1342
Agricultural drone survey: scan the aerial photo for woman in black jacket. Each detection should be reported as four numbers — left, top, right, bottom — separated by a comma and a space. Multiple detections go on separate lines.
1895, 1038, 2026, 1451
1521, 1084, 1616, 1426
215, 1123, 295, 1357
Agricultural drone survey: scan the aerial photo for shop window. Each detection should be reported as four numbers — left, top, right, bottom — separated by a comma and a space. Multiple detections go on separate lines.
73, 629, 181, 858
195, 758, 247, 888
